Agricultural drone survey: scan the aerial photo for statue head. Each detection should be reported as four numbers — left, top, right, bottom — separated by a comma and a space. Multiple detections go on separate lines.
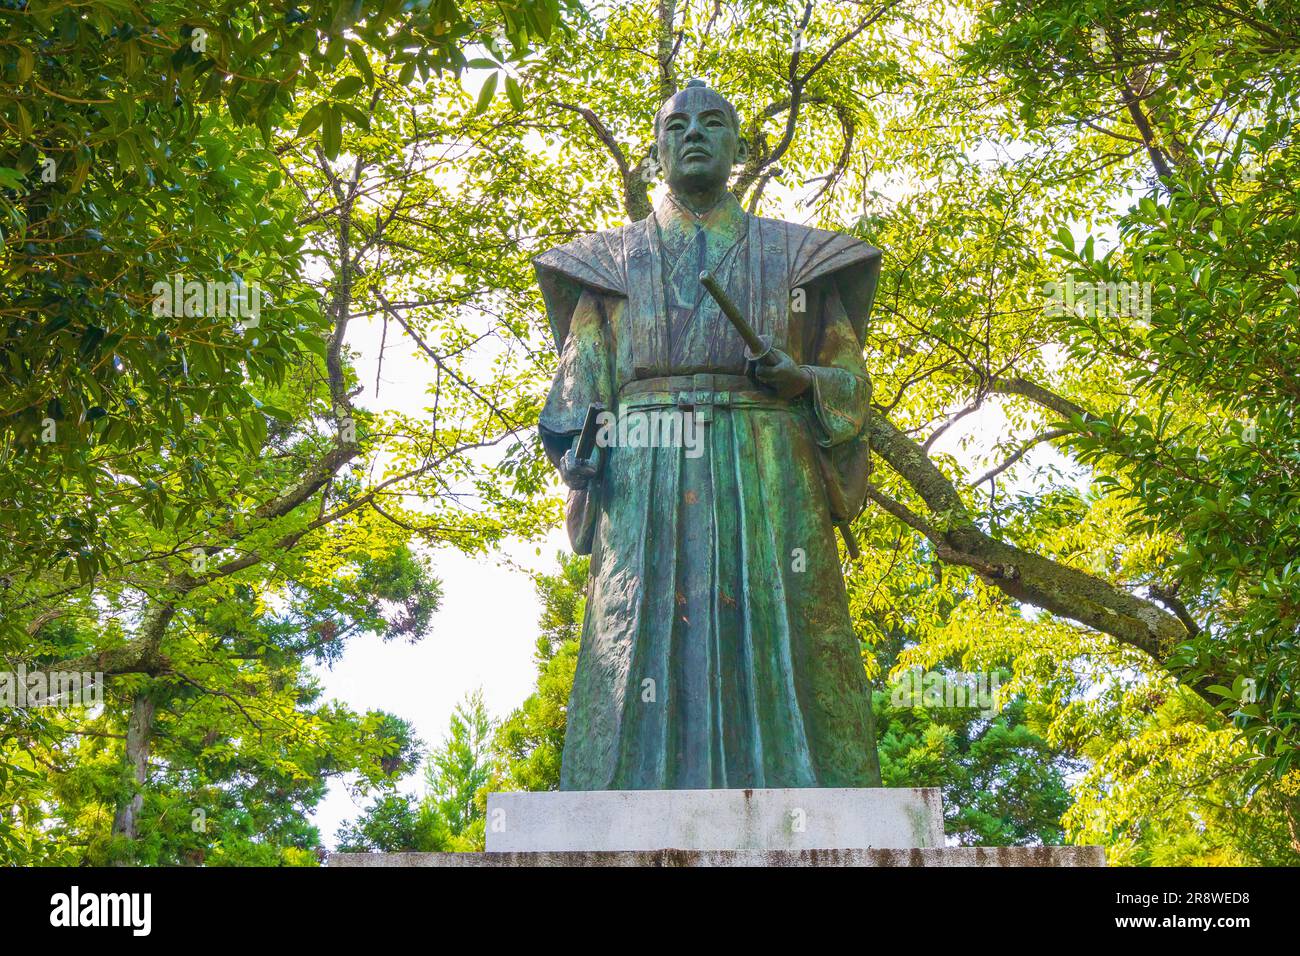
651, 79, 749, 197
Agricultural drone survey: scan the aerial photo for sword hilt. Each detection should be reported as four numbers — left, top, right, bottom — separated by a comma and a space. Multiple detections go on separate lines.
699, 270, 778, 366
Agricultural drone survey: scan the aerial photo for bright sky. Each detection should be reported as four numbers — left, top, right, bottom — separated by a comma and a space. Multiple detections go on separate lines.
307, 305, 571, 845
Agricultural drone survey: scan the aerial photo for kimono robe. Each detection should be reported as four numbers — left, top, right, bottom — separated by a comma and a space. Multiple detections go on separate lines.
536, 193, 883, 790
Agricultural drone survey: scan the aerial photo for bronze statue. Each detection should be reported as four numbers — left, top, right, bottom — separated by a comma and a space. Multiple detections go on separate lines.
535, 80, 883, 790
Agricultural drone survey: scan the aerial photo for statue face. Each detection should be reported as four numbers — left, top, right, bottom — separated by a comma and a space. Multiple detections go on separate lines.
654, 87, 743, 195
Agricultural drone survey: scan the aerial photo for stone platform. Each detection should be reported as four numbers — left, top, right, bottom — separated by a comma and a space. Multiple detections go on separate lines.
484, 787, 944, 852
327, 788, 1104, 867
329, 846, 1104, 867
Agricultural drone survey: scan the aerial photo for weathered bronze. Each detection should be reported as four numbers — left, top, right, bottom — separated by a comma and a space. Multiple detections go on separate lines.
535, 80, 883, 790
700, 267, 861, 558
698, 269, 775, 363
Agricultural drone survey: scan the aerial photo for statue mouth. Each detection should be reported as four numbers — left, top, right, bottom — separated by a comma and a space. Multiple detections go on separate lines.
681, 147, 711, 161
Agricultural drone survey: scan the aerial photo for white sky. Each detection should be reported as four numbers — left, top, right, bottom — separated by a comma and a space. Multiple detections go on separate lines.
307, 306, 570, 844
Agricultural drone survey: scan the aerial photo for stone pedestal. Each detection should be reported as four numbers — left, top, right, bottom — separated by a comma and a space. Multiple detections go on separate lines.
484, 787, 943, 852
329, 846, 1104, 867
326, 788, 1105, 866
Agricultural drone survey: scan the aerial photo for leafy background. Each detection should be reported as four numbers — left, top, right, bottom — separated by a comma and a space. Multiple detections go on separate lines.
1, 0, 1297, 865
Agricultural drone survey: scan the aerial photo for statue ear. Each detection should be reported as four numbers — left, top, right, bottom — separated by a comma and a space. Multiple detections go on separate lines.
734, 137, 750, 167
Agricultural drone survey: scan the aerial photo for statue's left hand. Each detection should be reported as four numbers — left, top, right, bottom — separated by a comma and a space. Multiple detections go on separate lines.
560, 446, 600, 490
752, 348, 814, 399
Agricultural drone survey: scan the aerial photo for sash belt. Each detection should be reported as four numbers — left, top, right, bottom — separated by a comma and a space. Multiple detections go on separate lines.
618, 373, 792, 413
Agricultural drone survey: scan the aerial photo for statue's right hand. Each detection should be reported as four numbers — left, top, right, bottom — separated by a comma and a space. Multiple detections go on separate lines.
561, 448, 600, 490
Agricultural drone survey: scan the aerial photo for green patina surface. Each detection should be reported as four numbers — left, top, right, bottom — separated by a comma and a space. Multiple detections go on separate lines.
534, 82, 883, 791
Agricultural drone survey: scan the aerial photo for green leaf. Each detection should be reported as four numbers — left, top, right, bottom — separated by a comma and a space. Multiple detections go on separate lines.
475, 72, 499, 115
505, 75, 525, 112
332, 75, 364, 99
326, 35, 346, 68
16, 48, 34, 83
322, 107, 342, 159
348, 43, 374, 86
338, 102, 371, 130
297, 102, 327, 139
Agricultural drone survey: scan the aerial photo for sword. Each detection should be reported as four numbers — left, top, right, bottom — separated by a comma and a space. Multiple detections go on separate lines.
699, 271, 777, 366
698, 271, 861, 561
574, 402, 606, 463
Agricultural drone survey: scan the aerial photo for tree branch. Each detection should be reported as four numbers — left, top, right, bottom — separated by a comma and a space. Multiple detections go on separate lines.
865, 410, 1202, 691
986, 375, 1095, 423
553, 100, 651, 221
971, 428, 1070, 486
656, 0, 679, 102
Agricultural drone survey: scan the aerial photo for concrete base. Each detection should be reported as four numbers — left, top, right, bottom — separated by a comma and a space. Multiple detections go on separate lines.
483, 788, 943, 852
329, 847, 1104, 867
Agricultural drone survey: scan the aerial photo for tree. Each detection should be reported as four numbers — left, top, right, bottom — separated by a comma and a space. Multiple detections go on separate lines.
955, 0, 1300, 797
876, 675, 1080, 846
3, 546, 432, 864
423, 689, 496, 848
0, 0, 565, 585
491, 552, 585, 792
335, 793, 448, 855
1, 0, 570, 864
474, 0, 1297, 860
339, 689, 497, 853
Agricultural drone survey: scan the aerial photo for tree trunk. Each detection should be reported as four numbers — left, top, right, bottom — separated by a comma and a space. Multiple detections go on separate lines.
111, 689, 156, 862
